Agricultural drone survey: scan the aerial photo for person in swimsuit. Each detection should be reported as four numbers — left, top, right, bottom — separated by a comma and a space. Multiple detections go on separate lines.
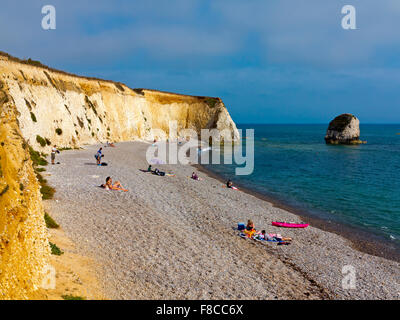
101, 176, 128, 192
244, 219, 256, 238
246, 220, 255, 231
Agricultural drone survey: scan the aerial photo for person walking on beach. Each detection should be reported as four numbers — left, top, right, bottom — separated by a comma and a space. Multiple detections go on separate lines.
51, 145, 59, 165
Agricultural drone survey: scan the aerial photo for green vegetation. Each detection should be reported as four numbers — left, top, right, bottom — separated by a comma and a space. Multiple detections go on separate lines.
29, 147, 48, 166
55, 128, 63, 135
40, 185, 56, 200
25, 58, 45, 68
36, 135, 47, 147
19, 183, 24, 191
30, 112, 37, 122
44, 212, 59, 229
49, 242, 63, 255
29, 147, 55, 199
62, 295, 86, 300
205, 98, 219, 108
45, 138, 51, 146
91, 132, 95, 137
58, 147, 73, 151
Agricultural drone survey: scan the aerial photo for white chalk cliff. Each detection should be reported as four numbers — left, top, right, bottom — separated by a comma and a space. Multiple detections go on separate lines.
0, 53, 240, 152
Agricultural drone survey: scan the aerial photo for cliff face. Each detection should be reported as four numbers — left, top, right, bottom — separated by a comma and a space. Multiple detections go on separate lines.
325, 114, 363, 145
0, 79, 50, 299
0, 55, 239, 152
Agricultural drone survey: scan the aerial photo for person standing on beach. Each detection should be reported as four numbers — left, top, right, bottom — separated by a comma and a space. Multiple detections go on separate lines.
51, 145, 59, 165
96, 147, 103, 165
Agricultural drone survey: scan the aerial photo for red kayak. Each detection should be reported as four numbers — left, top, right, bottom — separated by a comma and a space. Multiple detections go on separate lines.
272, 221, 309, 228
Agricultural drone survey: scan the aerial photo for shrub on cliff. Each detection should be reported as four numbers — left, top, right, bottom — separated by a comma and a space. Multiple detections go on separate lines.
40, 185, 55, 200
205, 98, 219, 108
49, 242, 63, 255
29, 147, 48, 166
55, 128, 63, 135
36, 135, 47, 147
30, 112, 37, 122
44, 212, 59, 229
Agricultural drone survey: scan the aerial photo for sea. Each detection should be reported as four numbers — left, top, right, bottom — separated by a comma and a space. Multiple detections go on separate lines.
203, 124, 400, 254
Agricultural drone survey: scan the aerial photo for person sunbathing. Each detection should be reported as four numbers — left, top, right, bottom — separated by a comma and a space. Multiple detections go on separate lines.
269, 233, 292, 242
101, 177, 128, 192
106, 141, 116, 147
191, 172, 200, 180
153, 168, 165, 176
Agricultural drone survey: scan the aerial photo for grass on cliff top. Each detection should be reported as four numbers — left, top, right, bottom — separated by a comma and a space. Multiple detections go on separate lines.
49, 242, 63, 255
62, 295, 86, 300
44, 212, 59, 229
205, 97, 219, 108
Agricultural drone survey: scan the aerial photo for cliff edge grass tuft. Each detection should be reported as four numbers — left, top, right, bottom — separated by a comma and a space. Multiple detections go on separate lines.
55, 128, 63, 135
44, 212, 59, 229
205, 97, 219, 108
49, 242, 63, 255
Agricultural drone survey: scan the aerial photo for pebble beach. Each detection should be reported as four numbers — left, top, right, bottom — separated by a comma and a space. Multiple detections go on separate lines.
44, 141, 400, 300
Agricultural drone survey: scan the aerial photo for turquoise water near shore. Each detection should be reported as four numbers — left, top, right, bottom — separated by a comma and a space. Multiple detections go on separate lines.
204, 124, 400, 247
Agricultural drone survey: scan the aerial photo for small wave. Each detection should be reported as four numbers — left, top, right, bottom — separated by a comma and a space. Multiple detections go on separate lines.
390, 235, 396, 240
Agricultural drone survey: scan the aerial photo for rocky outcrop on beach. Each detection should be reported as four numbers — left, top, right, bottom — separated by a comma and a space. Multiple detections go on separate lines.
325, 114, 364, 145
0, 52, 239, 152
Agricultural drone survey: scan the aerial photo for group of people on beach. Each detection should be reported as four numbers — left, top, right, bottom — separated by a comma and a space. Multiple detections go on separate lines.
241, 219, 292, 245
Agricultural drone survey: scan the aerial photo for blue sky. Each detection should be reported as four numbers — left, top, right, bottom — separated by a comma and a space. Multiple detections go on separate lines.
1, 0, 400, 123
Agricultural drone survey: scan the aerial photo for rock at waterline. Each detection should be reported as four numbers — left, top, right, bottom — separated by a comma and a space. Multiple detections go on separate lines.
325, 114, 366, 145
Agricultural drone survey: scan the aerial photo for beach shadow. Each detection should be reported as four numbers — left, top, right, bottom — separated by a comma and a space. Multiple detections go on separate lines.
84, 163, 98, 166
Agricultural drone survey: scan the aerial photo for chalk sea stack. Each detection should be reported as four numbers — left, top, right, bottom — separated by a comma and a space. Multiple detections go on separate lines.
325, 114, 365, 145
